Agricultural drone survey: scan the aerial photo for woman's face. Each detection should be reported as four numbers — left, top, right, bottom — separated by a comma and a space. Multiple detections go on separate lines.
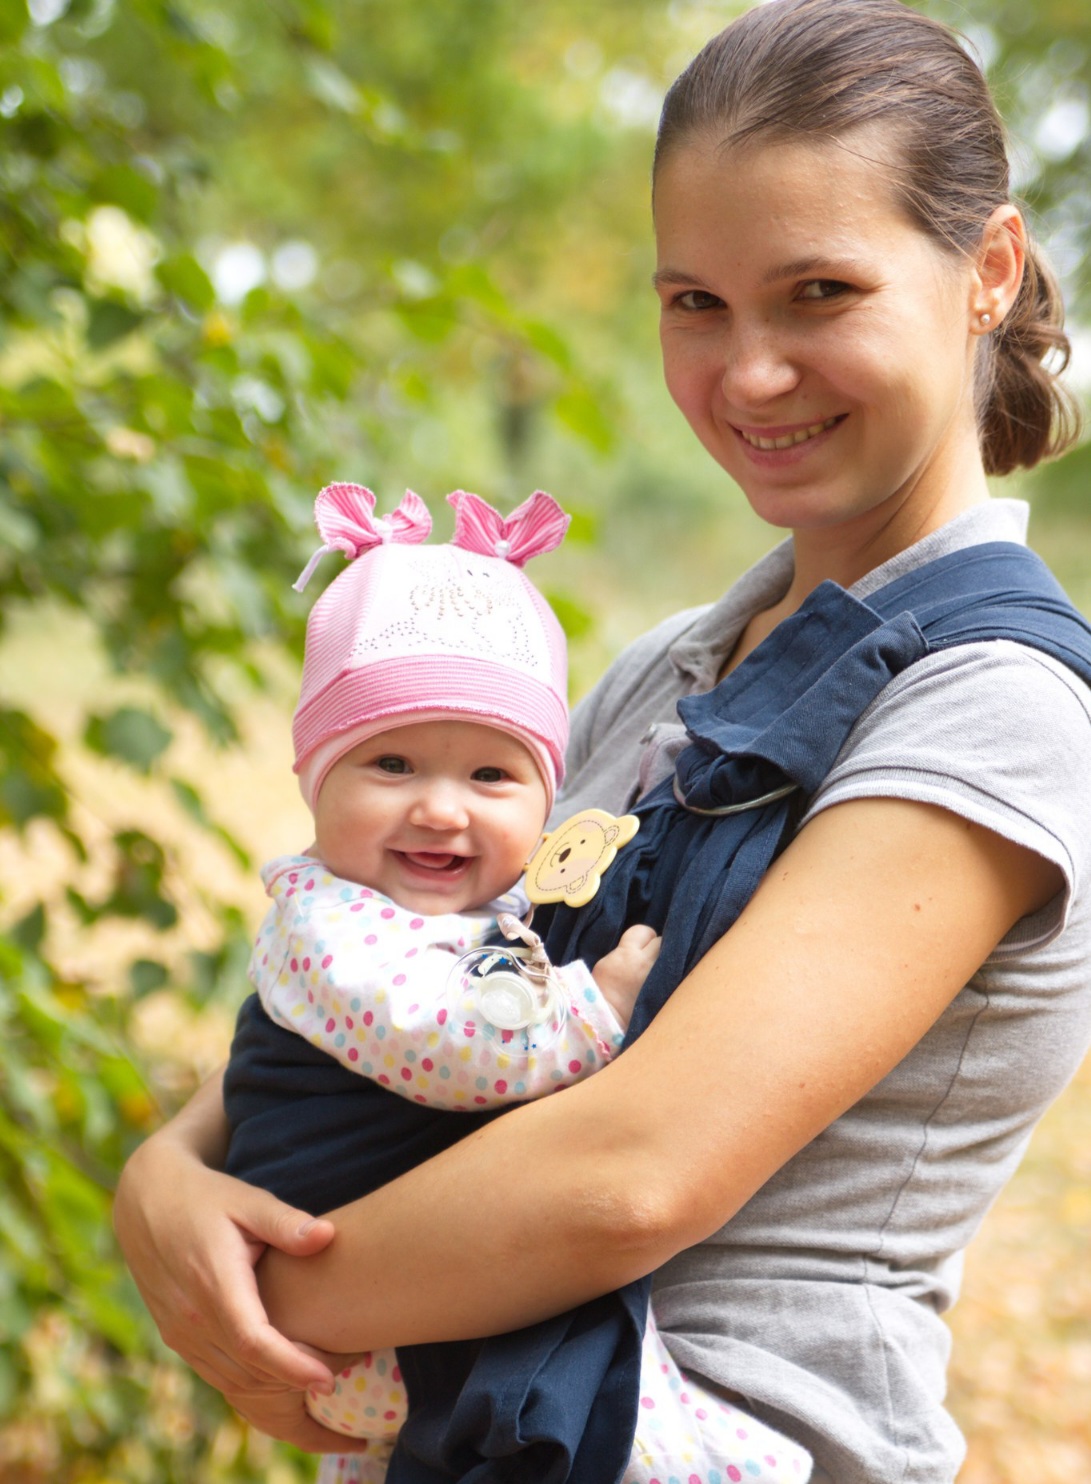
653, 132, 985, 539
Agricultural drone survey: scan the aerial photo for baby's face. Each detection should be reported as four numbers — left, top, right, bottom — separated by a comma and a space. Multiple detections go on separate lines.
313, 720, 549, 915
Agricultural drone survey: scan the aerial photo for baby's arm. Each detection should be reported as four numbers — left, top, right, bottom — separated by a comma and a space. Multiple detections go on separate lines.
252, 870, 651, 1108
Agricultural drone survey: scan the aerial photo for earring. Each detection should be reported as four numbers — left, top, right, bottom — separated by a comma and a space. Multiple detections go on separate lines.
979, 311, 992, 328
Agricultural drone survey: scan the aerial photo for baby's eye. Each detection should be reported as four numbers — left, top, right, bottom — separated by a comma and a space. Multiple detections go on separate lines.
797, 279, 851, 302
376, 756, 410, 774
472, 766, 507, 783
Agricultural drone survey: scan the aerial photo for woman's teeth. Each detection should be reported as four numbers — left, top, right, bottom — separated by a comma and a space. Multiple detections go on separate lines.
739, 416, 840, 451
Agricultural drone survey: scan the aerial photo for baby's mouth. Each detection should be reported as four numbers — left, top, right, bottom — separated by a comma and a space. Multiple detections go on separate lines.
398, 851, 470, 874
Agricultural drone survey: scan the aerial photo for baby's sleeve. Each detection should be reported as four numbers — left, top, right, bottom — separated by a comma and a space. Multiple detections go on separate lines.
324, 952, 625, 1111
254, 863, 625, 1110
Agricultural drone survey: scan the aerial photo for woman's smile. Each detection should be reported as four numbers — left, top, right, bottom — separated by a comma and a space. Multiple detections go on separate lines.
733, 413, 846, 454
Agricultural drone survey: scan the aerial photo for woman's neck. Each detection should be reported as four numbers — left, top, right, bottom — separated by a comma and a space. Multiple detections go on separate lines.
722, 470, 992, 678
785, 450, 993, 610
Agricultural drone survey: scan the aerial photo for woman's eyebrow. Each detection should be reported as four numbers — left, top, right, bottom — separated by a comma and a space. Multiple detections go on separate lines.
651, 267, 705, 288
653, 256, 867, 289
761, 255, 865, 284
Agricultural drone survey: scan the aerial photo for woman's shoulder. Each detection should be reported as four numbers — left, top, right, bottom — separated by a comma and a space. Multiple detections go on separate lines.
804, 638, 1091, 946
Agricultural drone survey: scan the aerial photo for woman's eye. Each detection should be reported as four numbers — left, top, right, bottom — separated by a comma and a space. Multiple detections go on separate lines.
472, 766, 506, 783
673, 289, 723, 312
376, 756, 409, 774
797, 279, 850, 302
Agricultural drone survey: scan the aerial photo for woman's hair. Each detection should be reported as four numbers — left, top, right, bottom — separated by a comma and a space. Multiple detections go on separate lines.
654, 0, 1079, 474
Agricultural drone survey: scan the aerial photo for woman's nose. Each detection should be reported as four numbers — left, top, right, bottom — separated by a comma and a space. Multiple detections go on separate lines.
719, 322, 800, 407
409, 782, 471, 831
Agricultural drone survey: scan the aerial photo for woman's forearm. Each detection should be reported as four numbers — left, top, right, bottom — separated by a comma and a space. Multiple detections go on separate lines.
259, 1056, 692, 1353
157, 1062, 232, 1164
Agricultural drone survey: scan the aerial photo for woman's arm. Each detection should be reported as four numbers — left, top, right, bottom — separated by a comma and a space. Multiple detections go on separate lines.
258, 796, 1061, 1352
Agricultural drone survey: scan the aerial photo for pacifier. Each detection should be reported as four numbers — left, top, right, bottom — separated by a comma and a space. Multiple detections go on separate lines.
447, 914, 565, 1046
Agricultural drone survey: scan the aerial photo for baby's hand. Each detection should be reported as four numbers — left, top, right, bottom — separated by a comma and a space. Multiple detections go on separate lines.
591, 924, 661, 1031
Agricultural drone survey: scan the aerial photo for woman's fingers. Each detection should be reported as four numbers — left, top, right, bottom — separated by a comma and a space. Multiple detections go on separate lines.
223, 1381, 373, 1452
231, 1183, 338, 1262
292, 1339, 371, 1372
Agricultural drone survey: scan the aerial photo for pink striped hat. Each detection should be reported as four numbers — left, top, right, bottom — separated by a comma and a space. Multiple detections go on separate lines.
292, 483, 571, 811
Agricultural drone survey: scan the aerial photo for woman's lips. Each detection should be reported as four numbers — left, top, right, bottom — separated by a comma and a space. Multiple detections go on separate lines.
734, 414, 844, 451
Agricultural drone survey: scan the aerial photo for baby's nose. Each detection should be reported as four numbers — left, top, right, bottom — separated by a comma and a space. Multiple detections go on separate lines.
410, 783, 471, 829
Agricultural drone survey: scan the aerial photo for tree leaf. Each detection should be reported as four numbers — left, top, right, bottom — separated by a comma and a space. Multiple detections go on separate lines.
86, 297, 146, 350
84, 708, 173, 775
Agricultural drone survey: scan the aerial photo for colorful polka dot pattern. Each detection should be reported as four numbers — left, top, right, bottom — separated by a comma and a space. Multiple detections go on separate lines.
308, 1350, 405, 1441
316, 1439, 394, 1484
622, 1318, 811, 1483
251, 855, 623, 1110
312, 1315, 811, 1484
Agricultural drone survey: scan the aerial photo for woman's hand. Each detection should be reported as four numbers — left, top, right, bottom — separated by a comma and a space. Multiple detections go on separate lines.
112, 1068, 339, 1399
222, 1340, 375, 1451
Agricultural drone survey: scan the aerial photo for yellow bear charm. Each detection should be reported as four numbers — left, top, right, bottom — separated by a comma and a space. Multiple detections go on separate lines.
524, 808, 640, 907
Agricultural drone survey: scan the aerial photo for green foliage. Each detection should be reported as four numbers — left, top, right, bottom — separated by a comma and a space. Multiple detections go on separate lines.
0, 0, 686, 1476
1, 0, 1089, 1478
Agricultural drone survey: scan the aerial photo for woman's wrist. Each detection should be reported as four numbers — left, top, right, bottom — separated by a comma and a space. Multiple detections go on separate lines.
156, 1063, 232, 1167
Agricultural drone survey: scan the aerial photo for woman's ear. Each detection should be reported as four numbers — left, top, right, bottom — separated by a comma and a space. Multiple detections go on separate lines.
970, 204, 1027, 335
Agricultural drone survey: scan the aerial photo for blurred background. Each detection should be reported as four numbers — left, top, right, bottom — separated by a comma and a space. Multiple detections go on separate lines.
1, 0, 1090, 1479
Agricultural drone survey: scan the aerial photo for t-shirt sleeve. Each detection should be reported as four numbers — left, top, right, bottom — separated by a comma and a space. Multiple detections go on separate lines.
798, 640, 1091, 953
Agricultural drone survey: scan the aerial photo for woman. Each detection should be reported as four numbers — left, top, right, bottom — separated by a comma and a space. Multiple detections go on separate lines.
114, 1, 1091, 1479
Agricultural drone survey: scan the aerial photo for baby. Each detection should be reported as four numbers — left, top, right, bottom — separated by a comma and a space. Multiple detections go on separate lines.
223, 482, 811, 1484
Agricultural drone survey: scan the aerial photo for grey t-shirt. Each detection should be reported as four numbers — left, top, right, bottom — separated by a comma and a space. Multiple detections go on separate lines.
558, 501, 1091, 1484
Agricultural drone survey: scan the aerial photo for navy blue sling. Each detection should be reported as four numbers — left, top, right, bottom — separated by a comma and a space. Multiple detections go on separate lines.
224, 541, 1091, 1484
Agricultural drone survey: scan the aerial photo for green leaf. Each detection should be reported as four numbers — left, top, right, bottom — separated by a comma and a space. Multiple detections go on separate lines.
84, 707, 173, 774
552, 383, 616, 455
10, 903, 45, 955
155, 253, 215, 313
0, 0, 27, 44
90, 162, 160, 224
564, 508, 598, 545
0, 498, 39, 553
107, 830, 178, 928
170, 777, 251, 868
543, 588, 595, 642
0, 709, 68, 829
86, 297, 146, 350
128, 958, 169, 996
303, 56, 361, 114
